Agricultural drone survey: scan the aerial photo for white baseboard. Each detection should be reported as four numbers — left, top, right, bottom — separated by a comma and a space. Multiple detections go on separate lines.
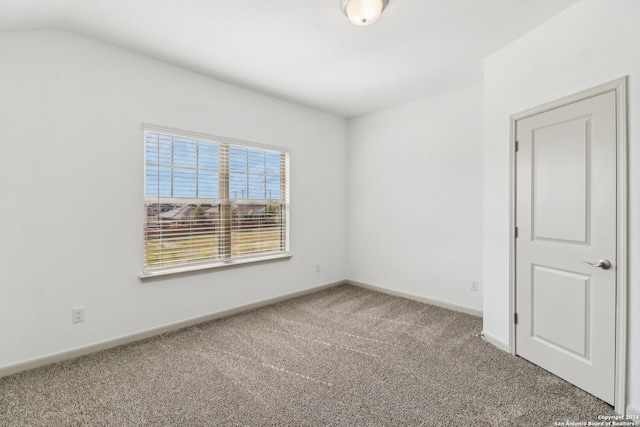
480, 330, 510, 353
626, 405, 640, 424
0, 280, 343, 379
346, 279, 483, 317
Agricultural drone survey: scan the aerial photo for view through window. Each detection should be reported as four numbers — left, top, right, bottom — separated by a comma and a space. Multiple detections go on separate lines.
143, 128, 289, 273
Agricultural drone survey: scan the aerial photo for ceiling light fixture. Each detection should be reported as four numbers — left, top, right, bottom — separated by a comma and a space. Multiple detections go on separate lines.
341, 0, 388, 26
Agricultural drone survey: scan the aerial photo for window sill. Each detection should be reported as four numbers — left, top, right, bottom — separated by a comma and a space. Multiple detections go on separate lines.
139, 252, 293, 280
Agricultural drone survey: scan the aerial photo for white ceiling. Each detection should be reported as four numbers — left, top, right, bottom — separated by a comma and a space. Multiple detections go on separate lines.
0, 0, 581, 118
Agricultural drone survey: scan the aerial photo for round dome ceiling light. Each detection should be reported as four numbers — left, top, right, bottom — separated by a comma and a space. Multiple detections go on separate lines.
341, 0, 388, 26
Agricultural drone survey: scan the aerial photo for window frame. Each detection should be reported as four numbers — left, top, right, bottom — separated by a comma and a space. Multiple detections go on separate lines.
140, 124, 291, 278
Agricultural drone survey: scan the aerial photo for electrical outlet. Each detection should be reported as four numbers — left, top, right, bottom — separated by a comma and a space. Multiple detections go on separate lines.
72, 307, 85, 324
470, 281, 479, 292
315, 264, 321, 273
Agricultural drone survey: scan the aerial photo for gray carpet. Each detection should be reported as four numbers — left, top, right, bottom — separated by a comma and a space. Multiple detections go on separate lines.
0, 284, 614, 426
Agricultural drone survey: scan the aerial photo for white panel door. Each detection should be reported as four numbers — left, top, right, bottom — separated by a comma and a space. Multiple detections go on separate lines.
515, 90, 617, 404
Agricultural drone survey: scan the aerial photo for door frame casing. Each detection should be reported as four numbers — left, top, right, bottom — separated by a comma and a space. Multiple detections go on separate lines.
509, 77, 628, 414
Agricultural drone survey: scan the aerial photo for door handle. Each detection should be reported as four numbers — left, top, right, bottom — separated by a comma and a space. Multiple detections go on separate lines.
582, 259, 612, 270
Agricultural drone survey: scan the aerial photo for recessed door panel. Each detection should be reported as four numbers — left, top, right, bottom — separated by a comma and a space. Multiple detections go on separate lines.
532, 118, 589, 243
531, 265, 589, 359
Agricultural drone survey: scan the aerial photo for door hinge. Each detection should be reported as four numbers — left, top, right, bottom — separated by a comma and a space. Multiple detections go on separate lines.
514, 313, 518, 324
515, 227, 518, 238
515, 140, 519, 152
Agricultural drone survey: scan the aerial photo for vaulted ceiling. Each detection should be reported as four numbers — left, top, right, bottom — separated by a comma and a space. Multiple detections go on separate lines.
0, 0, 581, 118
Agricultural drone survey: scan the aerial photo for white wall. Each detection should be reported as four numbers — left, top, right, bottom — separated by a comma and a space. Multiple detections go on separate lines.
0, 31, 347, 370
482, 0, 640, 412
347, 84, 484, 313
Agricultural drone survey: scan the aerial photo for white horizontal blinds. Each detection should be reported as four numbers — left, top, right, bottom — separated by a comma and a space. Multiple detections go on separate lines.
280, 152, 289, 252
144, 131, 223, 270
227, 144, 288, 258
218, 143, 231, 260
143, 128, 289, 272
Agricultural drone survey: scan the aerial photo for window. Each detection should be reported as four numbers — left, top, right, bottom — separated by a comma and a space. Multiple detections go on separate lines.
143, 126, 289, 275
